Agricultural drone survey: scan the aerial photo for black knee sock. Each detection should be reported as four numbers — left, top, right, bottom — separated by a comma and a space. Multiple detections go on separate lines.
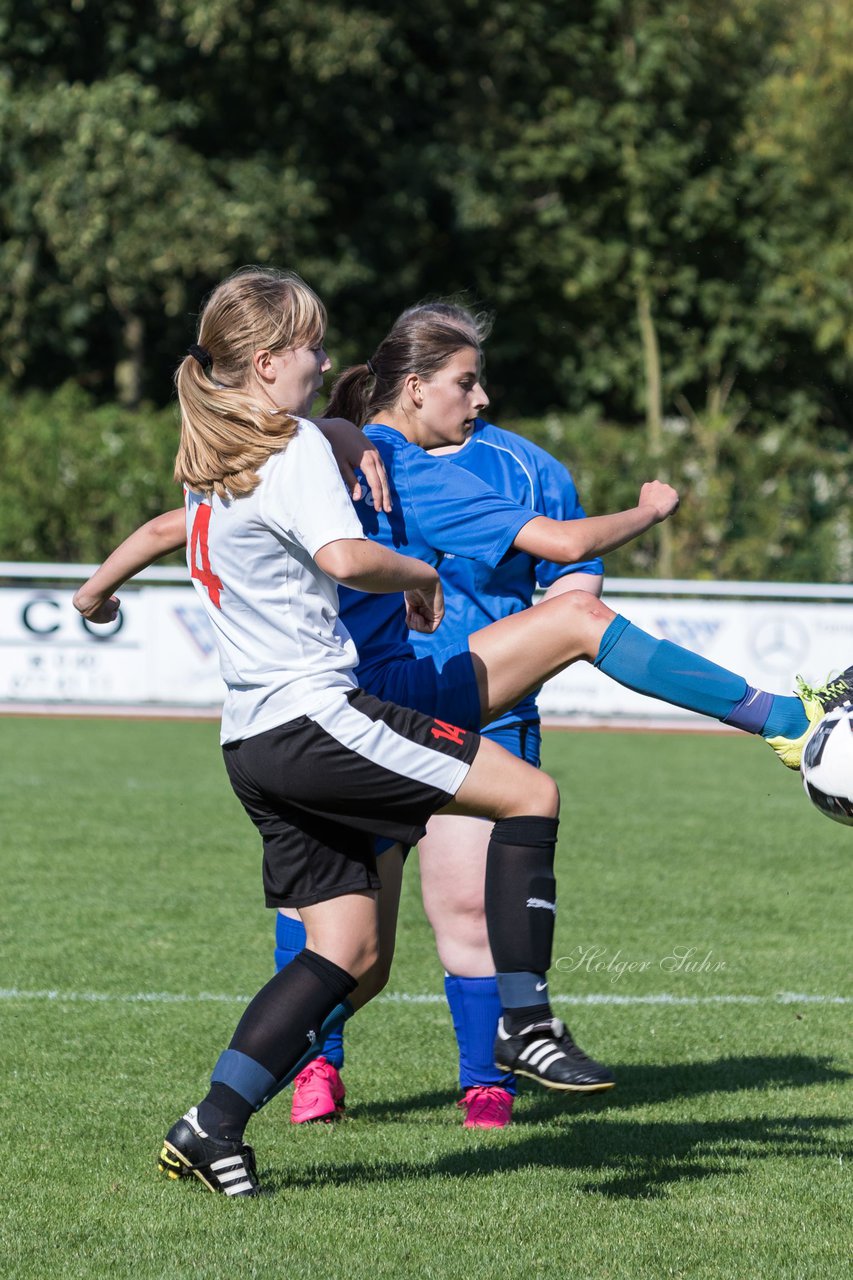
485, 816, 559, 1029
197, 949, 356, 1140
227, 949, 356, 1076
198, 1082, 253, 1142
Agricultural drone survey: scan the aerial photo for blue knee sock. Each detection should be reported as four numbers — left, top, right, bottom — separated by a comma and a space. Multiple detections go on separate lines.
274, 913, 345, 1069
444, 974, 516, 1095
274, 913, 308, 972
595, 616, 809, 738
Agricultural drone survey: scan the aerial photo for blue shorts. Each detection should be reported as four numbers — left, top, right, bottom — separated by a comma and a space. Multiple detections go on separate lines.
360, 647, 482, 732
363, 646, 541, 854
481, 719, 542, 766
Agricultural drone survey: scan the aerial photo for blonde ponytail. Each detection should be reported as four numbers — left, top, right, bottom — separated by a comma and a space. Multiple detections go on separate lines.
174, 267, 326, 499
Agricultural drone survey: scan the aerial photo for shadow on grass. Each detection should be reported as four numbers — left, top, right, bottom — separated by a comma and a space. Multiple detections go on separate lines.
263, 1112, 849, 1201
519, 1053, 851, 1122
351, 1053, 850, 1124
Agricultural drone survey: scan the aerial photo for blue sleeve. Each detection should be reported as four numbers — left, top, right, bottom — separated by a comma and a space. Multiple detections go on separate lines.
531, 447, 604, 589
402, 449, 534, 567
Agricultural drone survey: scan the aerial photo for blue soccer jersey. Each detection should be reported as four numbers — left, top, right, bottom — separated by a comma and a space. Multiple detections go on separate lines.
410, 419, 603, 729
338, 424, 535, 688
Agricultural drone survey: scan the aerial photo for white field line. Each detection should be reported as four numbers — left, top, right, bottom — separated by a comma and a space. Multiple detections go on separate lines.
0, 988, 849, 1007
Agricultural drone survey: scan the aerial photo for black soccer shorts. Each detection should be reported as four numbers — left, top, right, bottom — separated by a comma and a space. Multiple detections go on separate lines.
222, 687, 480, 908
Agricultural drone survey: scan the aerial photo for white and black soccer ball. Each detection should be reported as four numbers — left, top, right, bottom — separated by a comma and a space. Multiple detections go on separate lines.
801, 705, 853, 826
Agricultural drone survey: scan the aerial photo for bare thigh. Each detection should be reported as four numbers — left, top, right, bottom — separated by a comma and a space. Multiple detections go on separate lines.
439, 734, 559, 821
467, 590, 616, 724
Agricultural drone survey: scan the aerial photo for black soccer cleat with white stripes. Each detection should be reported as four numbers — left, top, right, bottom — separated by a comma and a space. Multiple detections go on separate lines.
494, 1017, 615, 1092
158, 1106, 261, 1197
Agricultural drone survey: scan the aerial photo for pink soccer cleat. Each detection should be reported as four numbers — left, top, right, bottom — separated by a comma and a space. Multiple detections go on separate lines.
290, 1056, 346, 1124
457, 1085, 514, 1129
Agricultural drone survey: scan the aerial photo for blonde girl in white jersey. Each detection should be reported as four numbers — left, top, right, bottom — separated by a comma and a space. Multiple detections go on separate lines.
151, 266, 610, 1198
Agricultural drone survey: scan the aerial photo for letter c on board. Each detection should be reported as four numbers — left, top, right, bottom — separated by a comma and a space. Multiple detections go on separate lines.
22, 597, 60, 635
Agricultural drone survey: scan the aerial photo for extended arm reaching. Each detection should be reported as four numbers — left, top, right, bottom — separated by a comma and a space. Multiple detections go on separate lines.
513, 480, 678, 564
73, 509, 185, 622
75, 507, 444, 634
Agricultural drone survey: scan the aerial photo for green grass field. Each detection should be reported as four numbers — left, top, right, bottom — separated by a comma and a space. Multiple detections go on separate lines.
1, 716, 850, 1279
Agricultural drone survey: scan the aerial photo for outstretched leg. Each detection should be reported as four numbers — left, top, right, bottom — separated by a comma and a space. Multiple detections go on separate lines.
466, 591, 831, 763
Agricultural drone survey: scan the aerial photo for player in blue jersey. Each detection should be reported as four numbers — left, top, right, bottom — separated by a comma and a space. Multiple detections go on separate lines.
76, 297, 851, 1133
279, 402, 606, 1126
413, 415, 604, 1128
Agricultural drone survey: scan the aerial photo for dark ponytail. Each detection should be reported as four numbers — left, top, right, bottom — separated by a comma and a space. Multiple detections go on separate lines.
329, 301, 492, 427
326, 363, 375, 427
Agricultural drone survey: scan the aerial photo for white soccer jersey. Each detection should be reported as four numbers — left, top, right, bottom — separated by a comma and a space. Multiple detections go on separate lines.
184, 419, 366, 743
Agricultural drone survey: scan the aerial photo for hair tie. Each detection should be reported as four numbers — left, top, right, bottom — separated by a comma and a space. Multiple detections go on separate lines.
188, 343, 212, 371
365, 359, 377, 377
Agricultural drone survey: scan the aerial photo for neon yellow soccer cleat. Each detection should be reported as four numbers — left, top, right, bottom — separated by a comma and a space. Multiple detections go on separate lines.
766, 668, 853, 770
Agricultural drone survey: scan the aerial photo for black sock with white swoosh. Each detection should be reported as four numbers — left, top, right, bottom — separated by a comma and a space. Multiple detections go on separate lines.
484, 816, 559, 1024
197, 949, 355, 1141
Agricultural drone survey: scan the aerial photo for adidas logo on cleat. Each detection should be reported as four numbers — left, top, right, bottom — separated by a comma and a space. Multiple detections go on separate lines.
158, 1106, 261, 1197
207, 1153, 258, 1194
494, 1017, 615, 1093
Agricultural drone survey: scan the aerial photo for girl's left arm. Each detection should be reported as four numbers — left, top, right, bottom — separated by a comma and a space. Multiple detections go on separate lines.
73, 508, 186, 623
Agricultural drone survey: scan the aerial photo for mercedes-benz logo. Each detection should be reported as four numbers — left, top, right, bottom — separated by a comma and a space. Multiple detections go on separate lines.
750, 616, 810, 674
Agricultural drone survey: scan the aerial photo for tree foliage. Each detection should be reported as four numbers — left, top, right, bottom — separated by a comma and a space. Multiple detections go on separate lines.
0, 383, 179, 561
0, 0, 849, 576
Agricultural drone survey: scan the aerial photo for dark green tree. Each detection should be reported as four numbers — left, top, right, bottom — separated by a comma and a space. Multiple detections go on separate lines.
0, 0, 850, 576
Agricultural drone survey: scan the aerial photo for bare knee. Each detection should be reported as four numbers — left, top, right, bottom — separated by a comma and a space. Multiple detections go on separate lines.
553, 590, 615, 655
433, 899, 492, 975
555, 589, 614, 621
506, 768, 560, 819
350, 935, 380, 982
448, 741, 561, 824
306, 931, 379, 981
352, 950, 393, 1005
301, 892, 380, 980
